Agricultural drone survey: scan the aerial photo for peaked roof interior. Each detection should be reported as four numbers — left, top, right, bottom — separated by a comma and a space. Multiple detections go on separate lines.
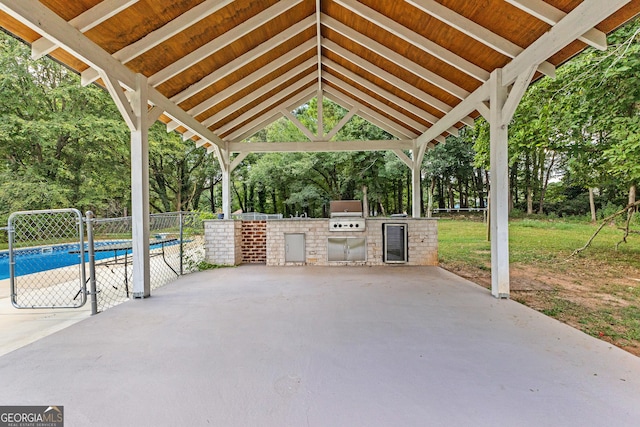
1, 0, 639, 153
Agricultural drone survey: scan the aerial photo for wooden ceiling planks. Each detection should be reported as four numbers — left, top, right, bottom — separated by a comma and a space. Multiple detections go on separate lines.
0, 0, 639, 146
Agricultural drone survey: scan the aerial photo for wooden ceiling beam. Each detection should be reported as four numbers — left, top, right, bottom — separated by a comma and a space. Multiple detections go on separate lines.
322, 39, 475, 128
114, 0, 234, 64
335, 0, 490, 82
172, 16, 316, 105
406, 0, 555, 78
322, 14, 469, 99
323, 71, 431, 135
323, 88, 418, 139
200, 58, 316, 127
504, 0, 608, 51
215, 75, 317, 136
324, 58, 459, 136
186, 38, 316, 116
31, 0, 138, 59
149, 0, 304, 86
223, 89, 316, 142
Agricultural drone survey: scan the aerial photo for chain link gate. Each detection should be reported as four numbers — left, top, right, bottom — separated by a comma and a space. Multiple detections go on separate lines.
7, 209, 87, 309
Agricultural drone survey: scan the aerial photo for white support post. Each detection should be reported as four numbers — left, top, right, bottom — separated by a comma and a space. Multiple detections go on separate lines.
216, 147, 232, 219
489, 69, 510, 299
411, 143, 427, 218
130, 73, 151, 298
411, 162, 421, 218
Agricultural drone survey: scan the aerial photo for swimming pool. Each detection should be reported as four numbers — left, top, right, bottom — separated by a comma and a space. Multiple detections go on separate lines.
0, 240, 180, 280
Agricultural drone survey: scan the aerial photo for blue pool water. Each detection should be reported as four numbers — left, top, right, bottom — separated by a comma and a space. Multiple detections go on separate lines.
0, 240, 179, 280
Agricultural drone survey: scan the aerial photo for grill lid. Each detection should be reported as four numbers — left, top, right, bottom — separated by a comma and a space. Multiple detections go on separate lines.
329, 200, 363, 218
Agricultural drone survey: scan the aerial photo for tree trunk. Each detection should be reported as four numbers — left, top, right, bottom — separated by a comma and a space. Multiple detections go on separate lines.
362, 185, 369, 218
538, 150, 556, 214
589, 188, 597, 222
406, 170, 411, 214
437, 177, 445, 209
628, 184, 637, 220
210, 181, 216, 213
525, 152, 533, 215
427, 178, 435, 218
509, 163, 517, 212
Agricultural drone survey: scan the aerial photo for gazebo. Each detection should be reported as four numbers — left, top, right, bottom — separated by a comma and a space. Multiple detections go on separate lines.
0, 0, 638, 299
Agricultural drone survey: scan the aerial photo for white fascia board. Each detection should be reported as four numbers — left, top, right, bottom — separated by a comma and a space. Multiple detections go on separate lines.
335, 0, 489, 82
501, 0, 631, 85
31, 0, 139, 59
114, 0, 234, 63
224, 89, 316, 142
149, 0, 303, 86
0, 0, 226, 149
406, 0, 555, 78
228, 140, 414, 153
214, 73, 317, 136
504, 0, 608, 50
322, 14, 469, 100
323, 88, 418, 139
323, 72, 428, 133
184, 38, 316, 114
174, 17, 317, 105
201, 58, 316, 127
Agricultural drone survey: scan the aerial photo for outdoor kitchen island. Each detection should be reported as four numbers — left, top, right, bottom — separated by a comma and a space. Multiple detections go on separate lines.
204, 201, 438, 267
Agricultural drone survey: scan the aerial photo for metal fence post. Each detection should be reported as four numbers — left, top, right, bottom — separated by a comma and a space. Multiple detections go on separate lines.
86, 211, 98, 315
179, 211, 184, 276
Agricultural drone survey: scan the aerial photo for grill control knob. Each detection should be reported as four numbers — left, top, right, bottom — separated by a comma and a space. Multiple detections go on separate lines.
355, 224, 359, 228
349, 223, 353, 227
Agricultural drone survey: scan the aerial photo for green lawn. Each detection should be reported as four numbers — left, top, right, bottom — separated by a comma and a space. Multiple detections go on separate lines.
437, 217, 640, 355
438, 218, 640, 270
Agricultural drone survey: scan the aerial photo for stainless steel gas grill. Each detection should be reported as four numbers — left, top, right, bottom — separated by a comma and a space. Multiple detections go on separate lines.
328, 200, 366, 232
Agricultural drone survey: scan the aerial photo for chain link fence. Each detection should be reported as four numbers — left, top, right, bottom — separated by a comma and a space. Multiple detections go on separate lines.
88, 212, 205, 312
4, 210, 205, 314
6, 209, 86, 309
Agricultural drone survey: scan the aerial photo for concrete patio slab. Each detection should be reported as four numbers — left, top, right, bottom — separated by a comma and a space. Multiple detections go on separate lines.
0, 265, 638, 426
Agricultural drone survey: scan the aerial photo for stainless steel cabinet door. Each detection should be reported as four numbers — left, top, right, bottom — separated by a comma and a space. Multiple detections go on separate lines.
285, 233, 305, 262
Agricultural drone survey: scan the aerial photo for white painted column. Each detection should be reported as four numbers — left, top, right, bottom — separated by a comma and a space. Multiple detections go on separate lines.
411, 142, 426, 218
488, 69, 510, 299
218, 147, 231, 219
130, 74, 151, 298
411, 163, 421, 218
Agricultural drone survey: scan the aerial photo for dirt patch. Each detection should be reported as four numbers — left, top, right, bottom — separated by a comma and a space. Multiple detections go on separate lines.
441, 261, 640, 357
